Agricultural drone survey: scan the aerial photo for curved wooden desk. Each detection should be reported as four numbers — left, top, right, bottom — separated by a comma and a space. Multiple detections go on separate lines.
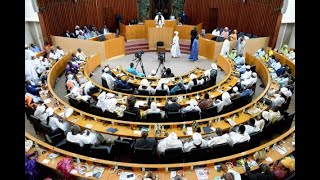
25, 127, 295, 179
272, 51, 295, 76
44, 52, 276, 138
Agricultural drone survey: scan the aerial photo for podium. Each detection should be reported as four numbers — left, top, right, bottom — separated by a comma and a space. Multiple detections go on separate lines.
148, 27, 173, 50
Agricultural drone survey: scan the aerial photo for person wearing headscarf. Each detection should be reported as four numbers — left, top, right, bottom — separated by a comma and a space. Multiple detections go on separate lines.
228, 124, 250, 146
33, 103, 54, 124
155, 79, 170, 94
272, 157, 295, 179
183, 132, 208, 152
213, 92, 232, 113
262, 106, 281, 124
237, 36, 246, 56
286, 50, 295, 62
76, 48, 87, 61
220, 27, 229, 39
157, 132, 183, 154
74, 25, 83, 36
240, 66, 252, 80
171, 31, 181, 58
138, 79, 156, 95
148, 69, 157, 78
230, 87, 240, 99
96, 91, 108, 112
182, 98, 201, 113
229, 29, 237, 41
207, 128, 230, 147
236, 61, 246, 74
276, 73, 289, 88
228, 48, 237, 60
233, 54, 245, 66
25, 44, 36, 60
101, 67, 116, 90
212, 28, 220, 36
279, 44, 289, 56
189, 35, 199, 61
220, 37, 230, 58
145, 102, 161, 114
185, 73, 202, 90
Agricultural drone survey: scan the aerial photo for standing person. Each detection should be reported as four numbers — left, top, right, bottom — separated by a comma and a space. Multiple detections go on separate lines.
189, 35, 199, 61
180, 10, 187, 24
171, 31, 181, 58
220, 37, 231, 58
190, 27, 198, 51
154, 12, 165, 27
237, 36, 246, 56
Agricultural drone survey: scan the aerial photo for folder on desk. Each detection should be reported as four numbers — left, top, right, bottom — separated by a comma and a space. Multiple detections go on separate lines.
203, 126, 213, 134
106, 127, 118, 133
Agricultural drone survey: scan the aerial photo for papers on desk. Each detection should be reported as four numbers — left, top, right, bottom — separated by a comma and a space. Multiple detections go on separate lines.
265, 157, 273, 162
43, 99, 51, 104
119, 172, 135, 180
85, 124, 93, 128
226, 118, 236, 126
85, 172, 93, 177
70, 169, 78, 175
133, 130, 141, 135
274, 145, 287, 155
187, 127, 193, 135
247, 107, 262, 115
93, 166, 105, 179
135, 100, 146, 107
170, 171, 177, 179
41, 159, 50, 164
195, 168, 208, 180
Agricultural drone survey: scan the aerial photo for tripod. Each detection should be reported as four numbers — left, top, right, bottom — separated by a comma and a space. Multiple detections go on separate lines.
156, 59, 166, 74
133, 57, 146, 76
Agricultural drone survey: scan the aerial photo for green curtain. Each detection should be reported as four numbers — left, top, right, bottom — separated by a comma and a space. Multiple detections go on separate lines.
172, 0, 184, 19
138, 0, 150, 22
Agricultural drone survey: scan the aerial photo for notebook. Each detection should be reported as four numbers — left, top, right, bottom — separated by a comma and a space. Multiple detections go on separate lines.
106, 127, 118, 133
203, 126, 213, 133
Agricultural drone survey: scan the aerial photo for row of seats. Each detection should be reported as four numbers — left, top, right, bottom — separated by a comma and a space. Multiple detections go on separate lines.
37, 111, 294, 164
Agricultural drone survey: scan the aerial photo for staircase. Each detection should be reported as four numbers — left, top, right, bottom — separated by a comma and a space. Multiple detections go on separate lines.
125, 39, 191, 55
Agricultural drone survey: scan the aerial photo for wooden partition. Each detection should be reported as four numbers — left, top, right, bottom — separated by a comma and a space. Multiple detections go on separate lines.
198, 36, 216, 61
48, 53, 73, 89
104, 36, 125, 60
273, 51, 295, 76
144, 20, 157, 39
175, 23, 202, 40
85, 54, 101, 74
51, 35, 125, 61
120, 23, 146, 40
148, 27, 173, 50
245, 53, 269, 84
25, 127, 295, 178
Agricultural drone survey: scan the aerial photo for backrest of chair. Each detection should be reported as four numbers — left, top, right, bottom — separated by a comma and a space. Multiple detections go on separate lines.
90, 145, 111, 160
78, 100, 90, 111
191, 84, 203, 92
249, 131, 262, 148
185, 110, 201, 121
123, 111, 138, 121
114, 140, 131, 153
103, 110, 118, 119
68, 97, 79, 107
163, 147, 184, 163
138, 89, 150, 95
210, 142, 232, 158
157, 41, 164, 47
146, 113, 162, 122
189, 146, 210, 161
203, 106, 217, 117
219, 103, 233, 114
245, 33, 252, 38
166, 111, 182, 122
90, 105, 103, 116
216, 36, 225, 42
155, 90, 168, 96
121, 88, 134, 94
134, 147, 155, 163
101, 78, 108, 88
232, 140, 250, 153
174, 89, 187, 95
252, 35, 258, 38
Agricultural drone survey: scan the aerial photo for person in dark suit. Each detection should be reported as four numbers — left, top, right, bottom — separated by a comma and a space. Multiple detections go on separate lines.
161, 68, 174, 78
244, 163, 276, 180
180, 11, 187, 24
190, 27, 198, 51
165, 97, 181, 112
134, 131, 157, 149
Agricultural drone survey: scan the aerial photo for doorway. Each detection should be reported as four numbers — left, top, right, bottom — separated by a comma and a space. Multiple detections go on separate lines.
208, 8, 218, 32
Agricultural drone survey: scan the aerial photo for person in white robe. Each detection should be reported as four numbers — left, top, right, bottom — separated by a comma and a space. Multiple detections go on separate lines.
155, 79, 170, 94
56, 46, 65, 59
80, 129, 98, 145
157, 132, 183, 154
25, 44, 36, 60
170, 31, 181, 58
74, 25, 83, 36
66, 124, 85, 146
48, 49, 59, 62
145, 102, 161, 114
212, 28, 220, 36
240, 66, 252, 80
154, 12, 165, 27
220, 38, 230, 58
181, 99, 201, 113
183, 132, 208, 152
101, 67, 116, 90
286, 50, 295, 62
230, 87, 240, 99
76, 48, 87, 61
229, 125, 250, 146
262, 106, 281, 124
138, 79, 156, 95
25, 57, 40, 83
244, 118, 261, 135
213, 92, 232, 113
254, 48, 266, 59
80, 81, 94, 95
271, 93, 286, 107
241, 72, 257, 88
104, 93, 118, 113
237, 36, 246, 55
33, 104, 54, 124
148, 70, 157, 78
96, 92, 108, 112
207, 128, 230, 147
185, 73, 204, 90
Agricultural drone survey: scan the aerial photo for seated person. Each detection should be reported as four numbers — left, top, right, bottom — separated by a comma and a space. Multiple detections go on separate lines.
48, 49, 59, 62
207, 128, 230, 147
138, 79, 156, 95
127, 62, 145, 77
161, 68, 174, 78
183, 132, 208, 152
33, 103, 54, 124
285, 80, 294, 93
181, 99, 201, 113
244, 163, 276, 180
244, 118, 261, 134
101, 67, 116, 90
271, 157, 295, 180
228, 125, 250, 146
145, 102, 161, 115
47, 113, 70, 133
65, 61, 79, 74
228, 48, 237, 60
25, 80, 41, 96
233, 54, 245, 66
229, 29, 237, 41
270, 58, 281, 71
240, 72, 257, 89
66, 73, 79, 91
213, 92, 232, 113
279, 44, 289, 56
25, 92, 41, 109
155, 79, 170, 94
271, 90, 286, 107
230, 87, 240, 99
198, 93, 213, 110
134, 131, 157, 149
170, 82, 186, 95
236, 61, 246, 74
286, 50, 295, 62
165, 97, 181, 112
157, 132, 183, 154
80, 129, 99, 145
30, 43, 42, 53
114, 75, 132, 89
126, 95, 141, 119
254, 48, 266, 59
240, 65, 252, 80
71, 53, 82, 64
66, 124, 85, 147
80, 81, 95, 95
240, 85, 253, 98
276, 73, 289, 88
209, 63, 218, 82
76, 48, 87, 61
148, 69, 157, 78
220, 164, 241, 180
211, 28, 220, 36
262, 106, 281, 124
55, 46, 65, 59
185, 73, 204, 91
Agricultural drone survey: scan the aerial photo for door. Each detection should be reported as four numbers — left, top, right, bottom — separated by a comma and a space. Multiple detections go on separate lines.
208, 8, 218, 32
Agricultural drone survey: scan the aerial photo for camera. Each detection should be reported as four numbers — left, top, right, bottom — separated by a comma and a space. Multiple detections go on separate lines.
158, 52, 165, 62
135, 50, 144, 59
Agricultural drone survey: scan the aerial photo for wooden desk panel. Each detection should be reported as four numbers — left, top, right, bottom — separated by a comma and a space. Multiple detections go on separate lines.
125, 24, 146, 40
199, 37, 216, 60
175, 23, 202, 40
104, 36, 125, 60
148, 27, 173, 50
273, 51, 295, 76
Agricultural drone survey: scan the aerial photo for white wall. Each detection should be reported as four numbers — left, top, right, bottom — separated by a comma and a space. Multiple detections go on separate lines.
288, 24, 295, 48
25, 0, 39, 22
281, 0, 295, 23
25, 0, 44, 47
